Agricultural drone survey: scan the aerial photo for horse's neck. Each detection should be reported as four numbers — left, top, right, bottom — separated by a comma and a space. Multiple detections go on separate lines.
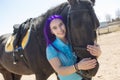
36, 2, 69, 31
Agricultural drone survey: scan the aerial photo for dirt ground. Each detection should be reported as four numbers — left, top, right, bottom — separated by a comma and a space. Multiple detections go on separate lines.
93, 30, 120, 80
0, 30, 120, 80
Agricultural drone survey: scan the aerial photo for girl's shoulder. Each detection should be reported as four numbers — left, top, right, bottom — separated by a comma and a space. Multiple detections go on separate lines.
46, 44, 57, 53
46, 44, 58, 60
46, 44, 53, 50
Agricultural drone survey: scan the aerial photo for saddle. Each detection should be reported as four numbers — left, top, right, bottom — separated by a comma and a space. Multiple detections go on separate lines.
5, 29, 31, 52
5, 18, 32, 52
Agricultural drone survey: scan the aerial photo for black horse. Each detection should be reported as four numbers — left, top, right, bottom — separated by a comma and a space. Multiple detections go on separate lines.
0, 0, 99, 80
67, 0, 100, 79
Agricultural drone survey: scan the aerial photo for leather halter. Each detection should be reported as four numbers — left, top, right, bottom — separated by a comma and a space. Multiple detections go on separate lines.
66, 6, 87, 53
66, 1, 95, 53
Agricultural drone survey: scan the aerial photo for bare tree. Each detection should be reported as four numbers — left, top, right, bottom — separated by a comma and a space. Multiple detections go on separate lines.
105, 14, 112, 23
105, 14, 111, 33
116, 9, 120, 21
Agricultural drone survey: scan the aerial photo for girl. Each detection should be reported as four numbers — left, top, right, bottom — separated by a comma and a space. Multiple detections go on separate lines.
44, 15, 101, 80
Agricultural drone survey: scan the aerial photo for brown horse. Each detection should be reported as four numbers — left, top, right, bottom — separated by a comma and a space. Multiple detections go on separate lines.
0, 0, 99, 80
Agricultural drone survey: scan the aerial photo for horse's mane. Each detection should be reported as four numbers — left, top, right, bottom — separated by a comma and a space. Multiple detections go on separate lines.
11, 2, 69, 48
12, 2, 68, 33
29, 2, 68, 32
28, 2, 69, 42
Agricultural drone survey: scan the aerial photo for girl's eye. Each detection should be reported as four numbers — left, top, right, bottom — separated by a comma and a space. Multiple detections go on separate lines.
52, 26, 57, 30
59, 23, 63, 27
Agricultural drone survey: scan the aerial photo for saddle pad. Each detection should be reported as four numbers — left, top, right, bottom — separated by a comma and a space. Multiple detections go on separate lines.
5, 28, 31, 52
21, 28, 31, 49
5, 35, 15, 52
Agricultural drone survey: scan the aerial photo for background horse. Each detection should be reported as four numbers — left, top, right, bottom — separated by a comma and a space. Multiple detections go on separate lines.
0, 0, 99, 80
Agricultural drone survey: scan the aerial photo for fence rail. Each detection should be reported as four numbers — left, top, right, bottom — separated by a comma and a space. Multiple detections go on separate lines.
97, 23, 120, 35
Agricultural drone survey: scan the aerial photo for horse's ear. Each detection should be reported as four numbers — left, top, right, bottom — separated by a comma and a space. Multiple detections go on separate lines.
91, 0, 95, 6
68, 0, 77, 5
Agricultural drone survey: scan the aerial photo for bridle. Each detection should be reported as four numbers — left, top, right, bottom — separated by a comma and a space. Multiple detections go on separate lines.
66, 0, 96, 53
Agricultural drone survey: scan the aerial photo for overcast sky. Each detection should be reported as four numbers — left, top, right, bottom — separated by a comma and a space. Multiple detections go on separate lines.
0, 0, 120, 35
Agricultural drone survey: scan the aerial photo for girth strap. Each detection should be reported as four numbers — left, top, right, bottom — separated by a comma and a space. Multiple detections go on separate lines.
13, 47, 29, 68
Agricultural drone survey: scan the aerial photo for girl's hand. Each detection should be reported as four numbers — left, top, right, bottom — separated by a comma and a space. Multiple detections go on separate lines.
77, 58, 97, 70
87, 43, 101, 58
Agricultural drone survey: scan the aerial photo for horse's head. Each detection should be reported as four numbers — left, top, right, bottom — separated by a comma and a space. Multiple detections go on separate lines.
67, 0, 100, 78
68, 0, 96, 6
67, 0, 99, 48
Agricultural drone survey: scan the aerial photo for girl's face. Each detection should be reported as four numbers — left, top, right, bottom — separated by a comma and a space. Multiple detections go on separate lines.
50, 19, 66, 40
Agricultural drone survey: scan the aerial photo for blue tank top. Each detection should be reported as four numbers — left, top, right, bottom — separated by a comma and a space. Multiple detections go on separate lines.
46, 37, 82, 80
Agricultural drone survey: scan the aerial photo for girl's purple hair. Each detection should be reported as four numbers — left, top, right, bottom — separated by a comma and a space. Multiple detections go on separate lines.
44, 15, 64, 46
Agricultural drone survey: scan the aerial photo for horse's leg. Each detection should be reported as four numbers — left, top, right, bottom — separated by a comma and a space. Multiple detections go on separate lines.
82, 78, 92, 80
11, 73, 22, 80
35, 73, 59, 80
0, 68, 22, 80
2, 72, 22, 80
35, 73, 48, 80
